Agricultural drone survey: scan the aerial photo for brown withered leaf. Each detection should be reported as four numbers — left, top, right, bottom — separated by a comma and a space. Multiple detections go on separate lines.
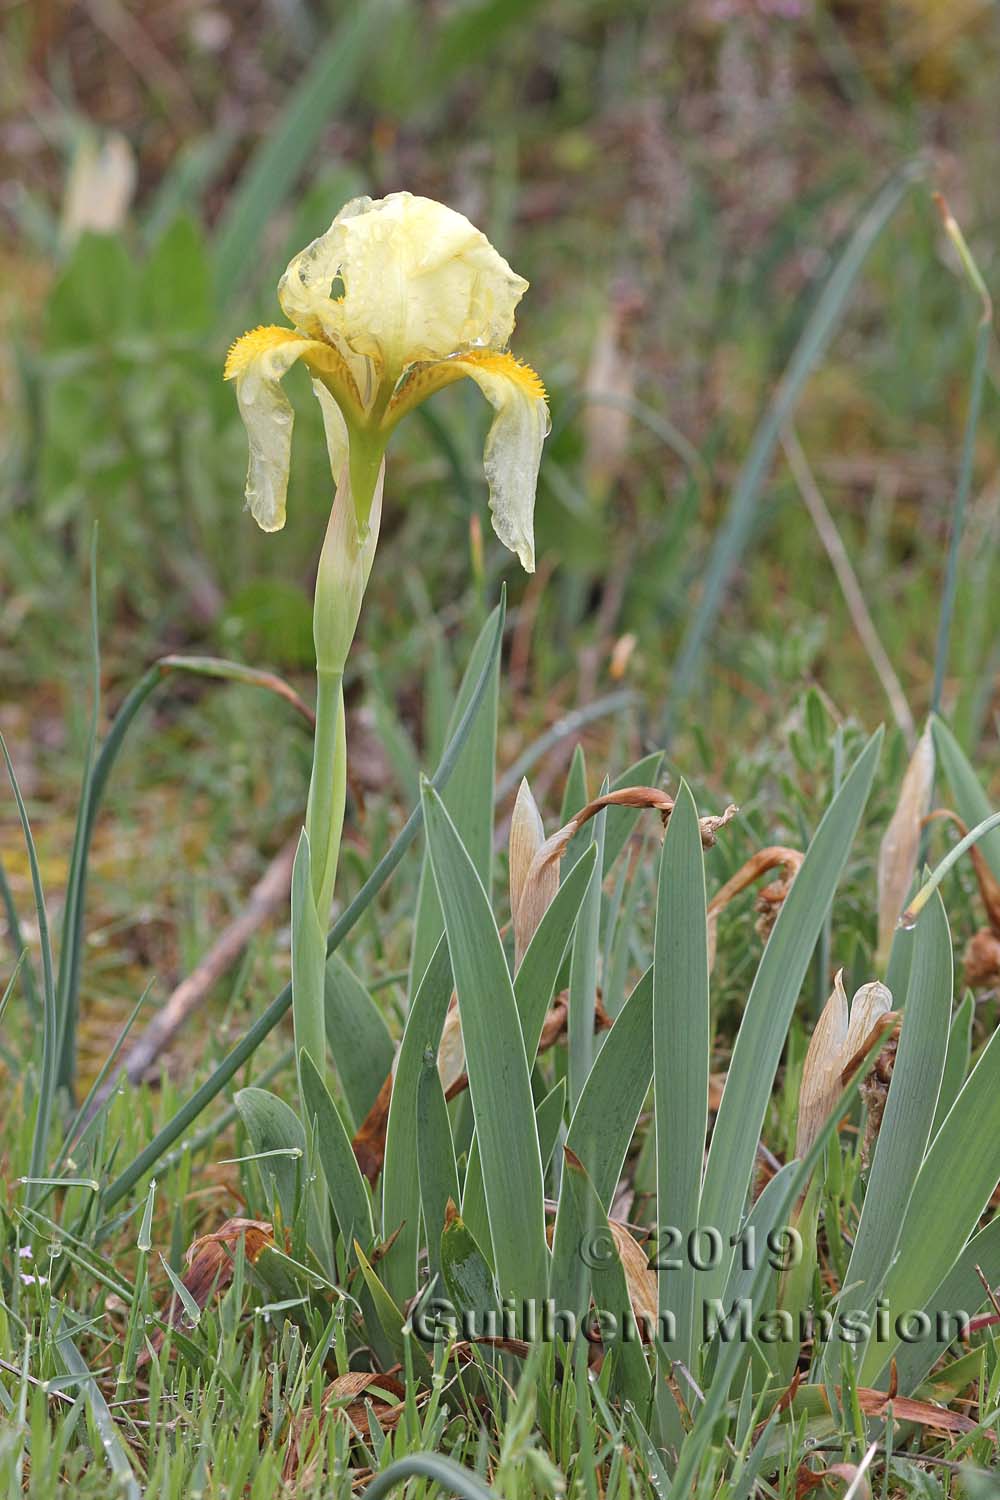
608, 1221, 658, 1333
283, 1372, 410, 1486
877, 722, 934, 967
706, 846, 804, 967
965, 927, 1000, 990
522, 788, 737, 925
795, 974, 894, 1160
853, 1386, 988, 1437
140, 1217, 273, 1365
352, 1070, 393, 1184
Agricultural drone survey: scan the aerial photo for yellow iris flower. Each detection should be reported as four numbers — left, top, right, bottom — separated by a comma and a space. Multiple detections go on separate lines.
224, 191, 549, 572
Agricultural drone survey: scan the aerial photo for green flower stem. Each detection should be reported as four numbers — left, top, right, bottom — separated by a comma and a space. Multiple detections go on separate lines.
305, 666, 347, 922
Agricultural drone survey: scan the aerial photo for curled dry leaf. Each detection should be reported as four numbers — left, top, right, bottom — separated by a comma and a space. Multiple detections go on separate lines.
877, 722, 934, 966
510, 777, 559, 968
520, 786, 737, 942
141, 1217, 273, 1364
795, 972, 894, 1160
706, 846, 804, 968
964, 926, 1000, 990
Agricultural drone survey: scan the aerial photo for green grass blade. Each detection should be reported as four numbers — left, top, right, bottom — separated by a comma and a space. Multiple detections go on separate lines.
664, 163, 921, 735
360, 1453, 500, 1500
653, 781, 710, 1377
829, 887, 952, 1375
2, 735, 58, 1207
300, 1051, 374, 1259
699, 728, 882, 1307
865, 1014, 1000, 1383
211, 4, 382, 298
0, 855, 39, 1017
102, 598, 504, 1213
421, 781, 548, 1303
51, 1308, 140, 1500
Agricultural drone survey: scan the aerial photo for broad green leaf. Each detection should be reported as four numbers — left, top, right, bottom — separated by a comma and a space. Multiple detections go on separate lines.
410, 606, 502, 990
461, 1079, 568, 1266
300, 1052, 373, 1257
323, 953, 394, 1130
458, 846, 599, 1242
568, 802, 606, 1110
440, 1208, 498, 1329
381, 936, 453, 1305
864, 1018, 1000, 1384
700, 728, 882, 1308
932, 989, 973, 1138
881, 1214, 1000, 1394
549, 968, 652, 1308
233, 1087, 328, 1265
353, 1239, 419, 1369
653, 781, 710, 1376
535, 1080, 567, 1176
829, 887, 952, 1376
565, 967, 653, 1208
422, 782, 548, 1303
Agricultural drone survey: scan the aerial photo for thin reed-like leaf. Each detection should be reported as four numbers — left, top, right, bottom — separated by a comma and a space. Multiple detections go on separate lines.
664, 163, 921, 735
